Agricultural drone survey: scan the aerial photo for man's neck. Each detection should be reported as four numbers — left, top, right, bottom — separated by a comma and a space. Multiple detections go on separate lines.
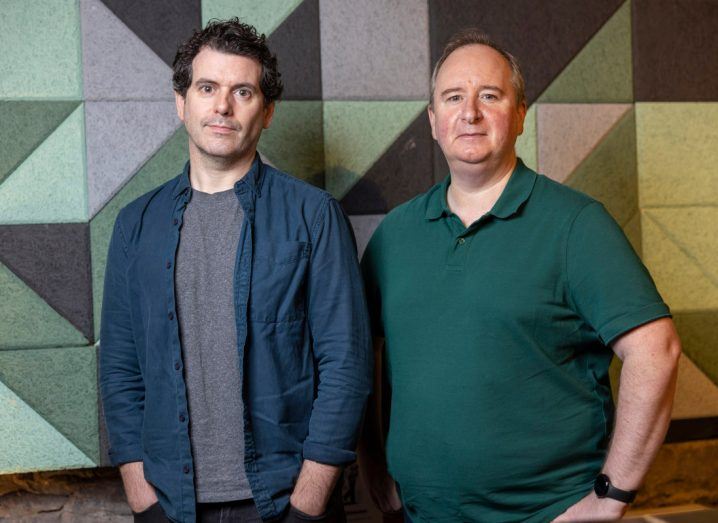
188, 146, 256, 193
447, 155, 517, 227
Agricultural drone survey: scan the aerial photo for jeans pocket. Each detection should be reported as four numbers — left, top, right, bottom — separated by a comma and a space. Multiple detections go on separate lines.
133, 502, 169, 523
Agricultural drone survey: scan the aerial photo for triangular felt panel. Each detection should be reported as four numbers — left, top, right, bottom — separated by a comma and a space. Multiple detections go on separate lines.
0, 347, 99, 464
341, 112, 433, 215
349, 215, 385, 259
672, 353, 718, 418
0, 106, 87, 224
91, 128, 189, 337
267, 0, 321, 99
0, 101, 80, 187
324, 101, 427, 199
82, 0, 174, 100
515, 104, 537, 171
428, 0, 625, 104
538, 1, 632, 102
0, 224, 93, 341
86, 101, 180, 217
258, 101, 323, 186
538, 103, 631, 183
0, 264, 87, 350
0, 380, 95, 473
673, 311, 718, 387
641, 213, 718, 312
202, 0, 303, 35
101, 0, 201, 66
565, 109, 637, 227
622, 211, 642, 257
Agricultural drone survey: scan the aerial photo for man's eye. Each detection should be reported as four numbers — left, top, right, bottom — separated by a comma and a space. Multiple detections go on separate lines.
447, 95, 462, 102
481, 93, 497, 101
237, 88, 251, 97
199, 85, 213, 93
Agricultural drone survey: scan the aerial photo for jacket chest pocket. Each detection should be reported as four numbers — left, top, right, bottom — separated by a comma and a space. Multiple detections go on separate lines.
249, 240, 310, 322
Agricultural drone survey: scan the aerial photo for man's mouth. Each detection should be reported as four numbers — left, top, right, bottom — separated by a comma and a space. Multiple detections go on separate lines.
206, 122, 238, 133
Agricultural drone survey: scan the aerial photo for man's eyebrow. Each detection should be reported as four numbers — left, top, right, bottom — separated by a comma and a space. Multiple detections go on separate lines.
194, 78, 258, 91
439, 87, 464, 98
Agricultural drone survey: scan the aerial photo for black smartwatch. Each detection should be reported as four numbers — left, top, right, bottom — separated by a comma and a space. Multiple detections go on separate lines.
594, 473, 637, 504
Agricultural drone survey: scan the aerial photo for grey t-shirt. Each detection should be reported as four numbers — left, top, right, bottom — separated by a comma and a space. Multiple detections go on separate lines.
175, 187, 252, 502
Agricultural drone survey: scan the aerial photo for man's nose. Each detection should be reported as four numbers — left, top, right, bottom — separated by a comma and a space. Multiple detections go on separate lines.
214, 90, 232, 115
461, 97, 482, 123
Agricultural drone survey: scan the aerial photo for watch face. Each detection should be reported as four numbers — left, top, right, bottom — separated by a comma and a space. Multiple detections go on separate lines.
594, 474, 610, 497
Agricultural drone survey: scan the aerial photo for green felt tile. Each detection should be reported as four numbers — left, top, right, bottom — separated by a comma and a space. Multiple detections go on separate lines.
324, 101, 427, 199
538, 1, 632, 103
0, 380, 94, 474
0, 105, 87, 224
92, 128, 189, 337
637, 103, 718, 207
0, 263, 87, 350
0, 346, 98, 463
672, 353, 718, 419
641, 211, 718, 312
673, 311, 718, 387
515, 104, 537, 171
566, 109, 637, 227
0, 101, 80, 187
202, 0, 302, 35
622, 211, 642, 257
0, 0, 82, 99
258, 101, 324, 187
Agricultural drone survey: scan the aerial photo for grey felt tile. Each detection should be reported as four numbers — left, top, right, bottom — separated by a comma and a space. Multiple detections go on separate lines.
349, 215, 385, 259
85, 101, 181, 217
0, 224, 93, 342
81, 0, 174, 100
320, 0, 430, 100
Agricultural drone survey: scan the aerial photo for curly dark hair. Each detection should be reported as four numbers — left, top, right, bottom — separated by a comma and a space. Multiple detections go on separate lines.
172, 18, 283, 104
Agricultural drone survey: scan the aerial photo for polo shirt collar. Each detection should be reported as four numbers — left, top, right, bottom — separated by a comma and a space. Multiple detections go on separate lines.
172, 153, 266, 199
425, 158, 537, 221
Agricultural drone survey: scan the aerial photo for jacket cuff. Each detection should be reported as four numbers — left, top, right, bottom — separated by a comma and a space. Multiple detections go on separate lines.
302, 441, 356, 466
108, 445, 143, 466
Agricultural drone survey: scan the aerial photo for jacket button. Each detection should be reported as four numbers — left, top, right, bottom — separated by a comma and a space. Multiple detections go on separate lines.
173, 218, 178, 225
179, 414, 186, 422
174, 361, 181, 370
166, 260, 171, 269
183, 465, 190, 474
168, 312, 174, 320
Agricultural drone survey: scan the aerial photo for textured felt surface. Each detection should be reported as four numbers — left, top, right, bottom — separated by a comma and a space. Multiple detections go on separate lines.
202, 0, 303, 35
538, 1, 632, 103
429, 0, 624, 104
0, 0, 82, 99
0, 101, 80, 187
0, 346, 98, 464
0, 106, 87, 224
341, 112, 434, 215
82, 0, 174, 101
633, 0, 718, 101
672, 354, 718, 419
91, 128, 189, 337
673, 311, 718, 386
267, 0, 322, 100
636, 103, 718, 208
538, 103, 632, 183
0, 263, 87, 350
515, 104, 537, 171
101, 0, 201, 66
324, 101, 427, 199
86, 101, 180, 217
349, 215, 385, 259
0, 224, 93, 342
320, 0, 430, 100
0, 381, 95, 473
623, 211, 642, 257
258, 101, 324, 186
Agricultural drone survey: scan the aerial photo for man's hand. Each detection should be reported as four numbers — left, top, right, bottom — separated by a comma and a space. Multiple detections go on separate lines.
119, 461, 159, 513
359, 453, 402, 514
552, 492, 627, 522
289, 460, 341, 516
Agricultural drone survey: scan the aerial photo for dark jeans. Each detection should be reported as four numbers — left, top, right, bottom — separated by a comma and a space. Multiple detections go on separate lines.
133, 502, 170, 523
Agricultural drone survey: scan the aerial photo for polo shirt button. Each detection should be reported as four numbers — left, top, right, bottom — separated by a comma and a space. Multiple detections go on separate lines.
168, 311, 174, 320
174, 361, 181, 370
166, 260, 172, 269
183, 465, 190, 474
457, 238, 466, 245
173, 218, 178, 225
179, 414, 186, 422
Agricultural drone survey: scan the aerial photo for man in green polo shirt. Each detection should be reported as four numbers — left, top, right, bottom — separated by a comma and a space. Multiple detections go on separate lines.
359, 29, 682, 523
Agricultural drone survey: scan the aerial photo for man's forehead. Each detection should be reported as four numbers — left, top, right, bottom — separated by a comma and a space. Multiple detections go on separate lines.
191, 47, 262, 79
438, 44, 511, 82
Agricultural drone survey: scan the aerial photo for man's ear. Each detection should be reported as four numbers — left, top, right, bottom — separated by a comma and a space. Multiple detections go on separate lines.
427, 104, 437, 141
175, 91, 186, 122
263, 101, 275, 129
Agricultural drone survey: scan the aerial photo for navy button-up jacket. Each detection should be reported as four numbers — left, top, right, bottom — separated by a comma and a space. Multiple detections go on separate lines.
99, 157, 372, 522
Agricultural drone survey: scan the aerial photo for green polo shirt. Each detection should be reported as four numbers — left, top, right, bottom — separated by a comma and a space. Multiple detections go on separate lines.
361, 159, 670, 523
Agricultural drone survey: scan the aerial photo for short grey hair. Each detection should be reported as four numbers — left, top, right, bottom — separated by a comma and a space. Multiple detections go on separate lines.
430, 29, 526, 107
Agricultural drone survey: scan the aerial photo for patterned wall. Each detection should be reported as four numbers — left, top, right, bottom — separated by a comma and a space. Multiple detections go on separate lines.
1, 0, 716, 478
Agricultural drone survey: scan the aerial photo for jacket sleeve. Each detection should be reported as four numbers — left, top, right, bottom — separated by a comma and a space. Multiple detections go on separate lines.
302, 196, 373, 465
99, 214, 145, 466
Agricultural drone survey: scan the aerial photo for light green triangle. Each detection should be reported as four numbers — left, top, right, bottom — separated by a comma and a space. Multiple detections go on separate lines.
202, 0, 303, 35
539, 1, 632, 102
0, 101, 80, 186
259, 101, 324, 187
0, 105, 87, 224
673, 311, 718, 386
0, 346, 98, 464
0, 380, 94, 474
324, 101, 427, 199
92, 128, 189, 337
515, 104, 537, 171
566, 109, 637, 227
0, 263, 87, 350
